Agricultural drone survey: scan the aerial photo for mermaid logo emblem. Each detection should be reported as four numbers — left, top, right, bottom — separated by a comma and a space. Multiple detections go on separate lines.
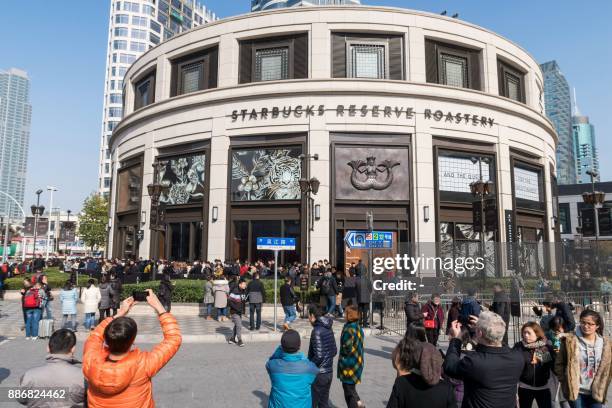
347, 156, 400, 191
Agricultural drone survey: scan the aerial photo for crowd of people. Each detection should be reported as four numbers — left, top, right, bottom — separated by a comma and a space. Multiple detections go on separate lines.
2, 255, 612, 407
13, 286, 611, 408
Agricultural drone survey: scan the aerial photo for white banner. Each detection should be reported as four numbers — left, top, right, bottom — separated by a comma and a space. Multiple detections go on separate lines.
514, 167, 540, 201
438, 156, 490, 193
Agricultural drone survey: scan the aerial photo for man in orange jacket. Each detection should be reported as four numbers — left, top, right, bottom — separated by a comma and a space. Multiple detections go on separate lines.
82, 289, 182, 407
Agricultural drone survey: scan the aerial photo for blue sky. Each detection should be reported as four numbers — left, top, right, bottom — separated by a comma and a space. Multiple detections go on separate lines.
1, 0, 610, 212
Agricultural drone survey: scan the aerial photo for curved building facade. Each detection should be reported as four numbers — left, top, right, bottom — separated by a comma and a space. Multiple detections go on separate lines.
108, 6, 558, 277
251, 0, 361, 12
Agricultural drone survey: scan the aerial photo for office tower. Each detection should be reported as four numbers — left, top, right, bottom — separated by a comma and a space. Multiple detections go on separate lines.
540, 61, 575, 185
0, 68, 32, 219
573, 115, 599, 184
252, 0, 361, 12
98, 0, 216, 195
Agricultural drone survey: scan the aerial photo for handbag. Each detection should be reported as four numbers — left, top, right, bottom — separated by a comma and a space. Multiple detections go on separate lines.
424, 319, 436, 329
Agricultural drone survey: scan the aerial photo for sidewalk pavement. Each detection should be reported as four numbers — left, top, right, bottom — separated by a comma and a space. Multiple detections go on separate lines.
0, 298, 381, 343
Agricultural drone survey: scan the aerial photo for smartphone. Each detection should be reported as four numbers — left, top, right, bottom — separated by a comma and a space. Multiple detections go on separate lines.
132, 290, 148, 302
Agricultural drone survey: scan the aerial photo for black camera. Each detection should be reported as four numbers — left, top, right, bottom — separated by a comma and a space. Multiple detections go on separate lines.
132, 290, 148, 302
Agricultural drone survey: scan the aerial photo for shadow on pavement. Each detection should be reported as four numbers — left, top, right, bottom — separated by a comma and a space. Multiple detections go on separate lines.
364, 346, 394, 360
252, 390, 268, 407
0, 367, 10, 384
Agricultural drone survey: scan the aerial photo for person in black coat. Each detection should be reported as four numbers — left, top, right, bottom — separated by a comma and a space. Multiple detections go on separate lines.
512, 322, 554, 408
404, 292, 422, 332
280, 276, 298, 329
445, 297, 461, 336
157, 273, 173, 312
355, 270, 372, 328
246, 273, 266, 330
552, 297, 575, 332
308, 305, 338, 408
387, 336, 456, 408
444, 311, 524, 408
490, 284, 511, 345
316, 272, 339, 316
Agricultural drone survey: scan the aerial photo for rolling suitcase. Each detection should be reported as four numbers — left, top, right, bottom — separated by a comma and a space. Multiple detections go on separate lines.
38, 319, 54, 338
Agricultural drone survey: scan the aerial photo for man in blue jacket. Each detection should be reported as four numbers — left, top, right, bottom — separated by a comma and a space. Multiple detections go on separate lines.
266, 330, 319, 408
308, 305, 338, 408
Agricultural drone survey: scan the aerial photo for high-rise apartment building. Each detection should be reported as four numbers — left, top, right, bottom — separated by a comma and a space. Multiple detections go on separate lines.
0, 68, 32, 219
573, 115, 599, 184
252, 0, 361, 12
540, 61, 575, 185
98, 0, 216, 195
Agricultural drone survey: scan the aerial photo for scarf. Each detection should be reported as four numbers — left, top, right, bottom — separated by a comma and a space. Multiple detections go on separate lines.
522, 339, 552, 364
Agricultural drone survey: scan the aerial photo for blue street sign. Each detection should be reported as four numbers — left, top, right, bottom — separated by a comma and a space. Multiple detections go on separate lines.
256, 237, 296, 251
345, 230, 393, 249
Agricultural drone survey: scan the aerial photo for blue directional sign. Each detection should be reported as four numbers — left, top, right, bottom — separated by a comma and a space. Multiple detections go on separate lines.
345, 230, 393, 249
256, 237, 296, 251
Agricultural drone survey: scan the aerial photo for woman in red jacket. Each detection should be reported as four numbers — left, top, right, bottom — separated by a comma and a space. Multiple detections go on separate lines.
422, 294, 445, 346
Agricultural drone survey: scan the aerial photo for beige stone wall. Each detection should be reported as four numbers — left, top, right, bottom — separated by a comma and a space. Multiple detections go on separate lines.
108, 6, 556, 273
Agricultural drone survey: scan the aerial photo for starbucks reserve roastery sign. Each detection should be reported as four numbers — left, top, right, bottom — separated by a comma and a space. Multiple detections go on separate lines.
230, 105, 495, 127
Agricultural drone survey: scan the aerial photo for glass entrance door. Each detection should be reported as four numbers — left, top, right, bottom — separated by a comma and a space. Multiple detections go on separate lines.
231, 219, 300, 264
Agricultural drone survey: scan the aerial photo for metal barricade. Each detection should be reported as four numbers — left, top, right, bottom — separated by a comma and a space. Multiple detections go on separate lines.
379, 291, 610, 341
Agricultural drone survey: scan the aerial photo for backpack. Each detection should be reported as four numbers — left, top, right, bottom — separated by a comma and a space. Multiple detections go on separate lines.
321, 277, 332, 295
24, 288, 41, 308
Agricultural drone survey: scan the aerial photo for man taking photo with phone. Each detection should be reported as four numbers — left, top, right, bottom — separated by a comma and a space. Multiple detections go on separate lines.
82, 289, 182, 407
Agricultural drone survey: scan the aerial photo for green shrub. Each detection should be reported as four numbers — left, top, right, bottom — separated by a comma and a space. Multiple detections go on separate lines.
118, 278, 322, 303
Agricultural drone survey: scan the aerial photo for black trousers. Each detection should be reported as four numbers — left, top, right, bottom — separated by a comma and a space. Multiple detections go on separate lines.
249, 303, 262, 330
358, 303, 369, 327
518, 387, 552, 408
425, 328, 440, 346
99, 308, 111, 323
312, 372, 332, 408
342, 383, 361, 408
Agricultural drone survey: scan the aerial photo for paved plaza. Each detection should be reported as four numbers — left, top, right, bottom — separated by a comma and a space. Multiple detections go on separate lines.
0, 326, 400, 407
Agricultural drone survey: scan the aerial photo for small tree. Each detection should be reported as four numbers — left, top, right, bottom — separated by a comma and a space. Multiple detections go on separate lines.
78, 193, 109, 252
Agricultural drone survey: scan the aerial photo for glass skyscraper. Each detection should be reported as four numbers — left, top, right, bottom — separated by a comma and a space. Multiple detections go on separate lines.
252, 0, 361, 12
573, 115, 599, 184
98, 0, 216, 195
540, 61, 575, 185
0, 68, 31, 219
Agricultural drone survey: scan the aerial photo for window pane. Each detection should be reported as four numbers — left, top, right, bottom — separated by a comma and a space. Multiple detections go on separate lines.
150, 33, 160, 44
441, 54, 468, 87
114, 27, 128, 37
150, 19, 161, 33
180, 61, 203, 94
159, 0, 169, 14
350, 44, 385, 79
255, 47, 289, 81
113, 40, 127, 50
505, 72, 520, 101
137, 81, 150, 106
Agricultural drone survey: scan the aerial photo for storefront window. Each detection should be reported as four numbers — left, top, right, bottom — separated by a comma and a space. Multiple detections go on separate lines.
116, 164, 142, 213
516, 226, 545, 277
437, 151, 495, 202
438, 222, 496, 278
157, 153, 206, 205
231, 147, 302, 201
232, 219, 300, 263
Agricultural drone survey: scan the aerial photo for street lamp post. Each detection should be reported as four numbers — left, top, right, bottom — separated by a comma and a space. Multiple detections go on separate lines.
298, 153, 319, 267
148, 161, 169, 260
299, 176, 320, 267
64, 210, 72, 256
582, 170, 605, 276
0, 190, 28, 261
45, 186, 57, 260
469, 157, 493, 290
31, 189, 45, 258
